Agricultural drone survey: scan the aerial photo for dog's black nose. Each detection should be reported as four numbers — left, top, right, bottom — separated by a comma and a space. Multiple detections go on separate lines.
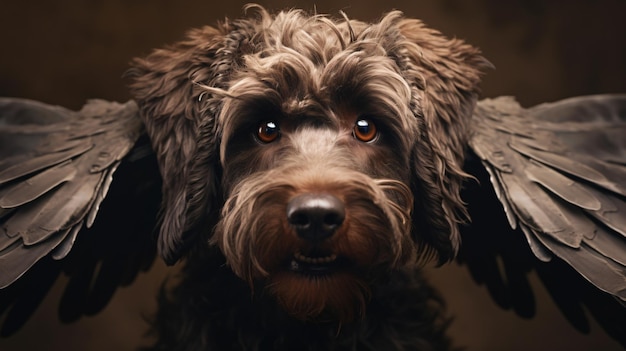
287, 193, 345, 242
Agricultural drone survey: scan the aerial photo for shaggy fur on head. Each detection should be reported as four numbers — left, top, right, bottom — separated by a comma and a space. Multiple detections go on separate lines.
127, 4, 490, 350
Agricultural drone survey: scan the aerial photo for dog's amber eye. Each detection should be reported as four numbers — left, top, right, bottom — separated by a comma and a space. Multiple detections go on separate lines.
353, 119, 377, 142
257, 121, 280, 143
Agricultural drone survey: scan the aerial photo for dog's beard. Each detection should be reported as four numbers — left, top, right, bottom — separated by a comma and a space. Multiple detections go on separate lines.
211, 166, 415, 322
267, 271, 371, 322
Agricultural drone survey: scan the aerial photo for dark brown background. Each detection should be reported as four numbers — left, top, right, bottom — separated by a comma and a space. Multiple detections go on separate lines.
1, 0, 625, 350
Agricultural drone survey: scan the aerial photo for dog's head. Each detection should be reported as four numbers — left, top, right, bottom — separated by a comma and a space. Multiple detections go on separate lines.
128, 5, 490, 321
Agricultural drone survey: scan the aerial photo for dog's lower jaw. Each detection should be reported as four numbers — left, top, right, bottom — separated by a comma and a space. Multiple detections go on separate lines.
267, 270, 371, 323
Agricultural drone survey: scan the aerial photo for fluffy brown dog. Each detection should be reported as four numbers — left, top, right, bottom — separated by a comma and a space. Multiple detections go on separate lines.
126, 5, 490, 350
3, 3, 626, 350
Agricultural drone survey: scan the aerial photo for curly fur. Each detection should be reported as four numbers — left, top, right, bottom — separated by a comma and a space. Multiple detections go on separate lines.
127, 5, 490, 350
146, 250, 453, 351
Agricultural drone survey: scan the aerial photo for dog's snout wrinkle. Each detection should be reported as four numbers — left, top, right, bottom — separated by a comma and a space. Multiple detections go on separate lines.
287, 193, 345, 242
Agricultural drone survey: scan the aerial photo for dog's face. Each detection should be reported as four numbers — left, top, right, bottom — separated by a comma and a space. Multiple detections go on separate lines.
129, 5, 490, 321
214, 40, 418, 319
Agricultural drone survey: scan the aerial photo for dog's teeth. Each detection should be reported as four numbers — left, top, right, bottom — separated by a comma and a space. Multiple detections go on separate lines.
293, 252, 337, 264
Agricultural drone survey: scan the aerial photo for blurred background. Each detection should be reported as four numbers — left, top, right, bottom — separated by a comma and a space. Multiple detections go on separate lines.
1, 0, 625, 350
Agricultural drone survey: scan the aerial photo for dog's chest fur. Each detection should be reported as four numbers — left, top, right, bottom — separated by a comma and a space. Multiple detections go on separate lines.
147, 249, 451, 351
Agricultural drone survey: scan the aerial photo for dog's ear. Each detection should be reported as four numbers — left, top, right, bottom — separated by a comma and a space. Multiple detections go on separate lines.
127, 26, 228, 265
396, 19, 493, 263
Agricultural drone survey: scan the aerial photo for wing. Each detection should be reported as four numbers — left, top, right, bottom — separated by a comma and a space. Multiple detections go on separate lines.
463, 94, 626, 345
0, 98, 161, 335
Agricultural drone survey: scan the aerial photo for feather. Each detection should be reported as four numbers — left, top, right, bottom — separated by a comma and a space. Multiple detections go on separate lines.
86, 163, 119, 228
523, 161, 601, 211
0, 161, 77, 208
0, 229, 69, 288
535, 233, 626, 301
50, 223, 82, 261
510, 142, 626, 196
519, 225, 552, 262
585, 187, 626, 237
3, 173, 102, 245
470, 94, 626, 304
0, 98, 144, 288
0, 232, 19, 252
0, 142, 92, 184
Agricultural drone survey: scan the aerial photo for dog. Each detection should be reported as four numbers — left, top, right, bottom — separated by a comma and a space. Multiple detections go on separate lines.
2, 4, 625, 350
125, 4, 491, 350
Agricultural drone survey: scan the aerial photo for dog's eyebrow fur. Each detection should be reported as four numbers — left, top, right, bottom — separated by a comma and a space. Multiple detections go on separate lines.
215, 8, 417, 159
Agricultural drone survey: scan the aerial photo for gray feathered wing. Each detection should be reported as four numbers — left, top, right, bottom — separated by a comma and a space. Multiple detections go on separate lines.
464, 94, 626, 344
0, 98, 161, 335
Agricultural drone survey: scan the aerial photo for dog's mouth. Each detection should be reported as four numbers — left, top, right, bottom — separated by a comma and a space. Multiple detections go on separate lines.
288, 250, 344, 276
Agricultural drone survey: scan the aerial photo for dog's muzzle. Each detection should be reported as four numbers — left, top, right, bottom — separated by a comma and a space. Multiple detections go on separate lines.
286, 193, 346, 275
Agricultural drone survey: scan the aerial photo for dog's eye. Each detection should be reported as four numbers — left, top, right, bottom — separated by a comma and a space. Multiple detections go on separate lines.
353, 119, 377, 142
257, 121, 280, 143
